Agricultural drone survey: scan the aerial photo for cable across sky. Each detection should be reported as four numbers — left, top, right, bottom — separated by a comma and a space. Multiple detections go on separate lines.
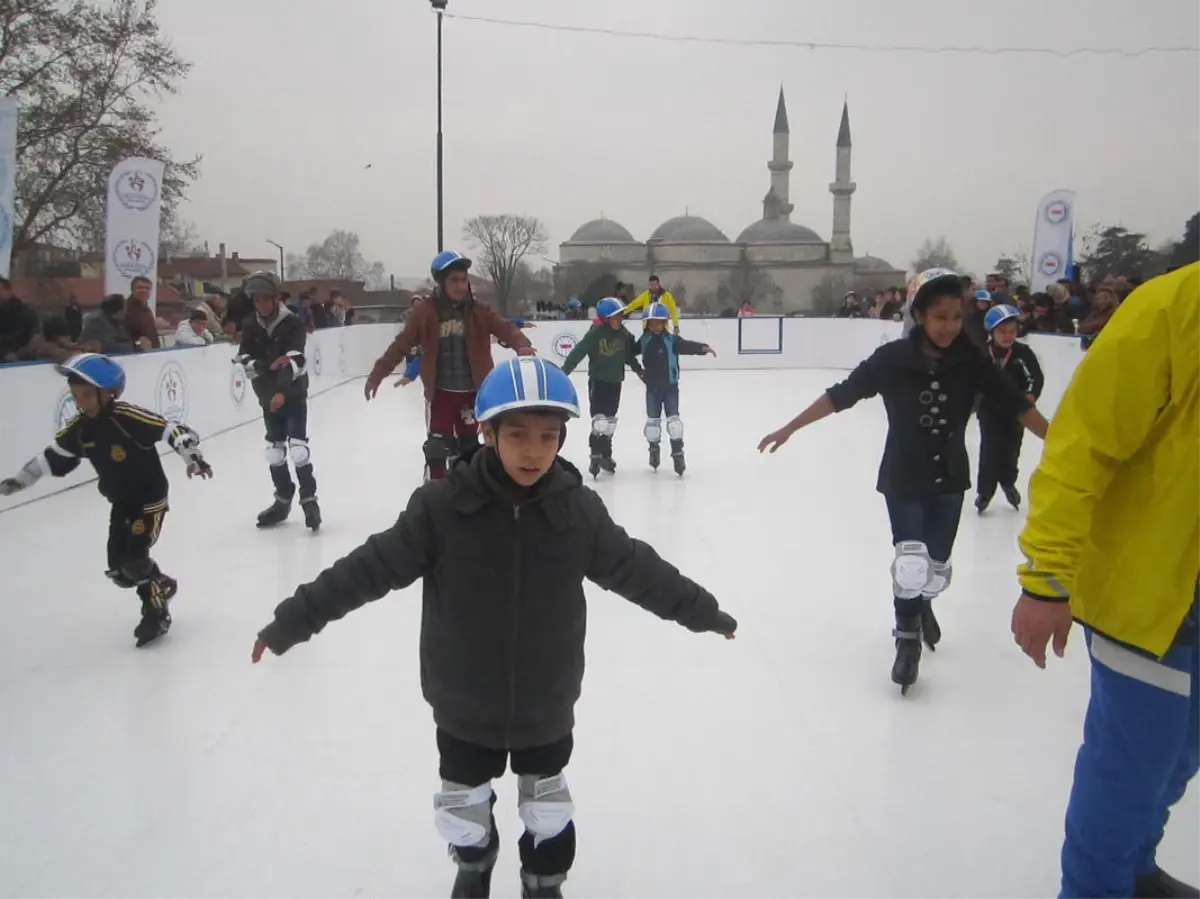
442, 11, 1199, 58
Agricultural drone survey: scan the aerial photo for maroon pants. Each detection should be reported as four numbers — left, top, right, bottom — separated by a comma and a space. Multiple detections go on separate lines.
425, 388, 478, 480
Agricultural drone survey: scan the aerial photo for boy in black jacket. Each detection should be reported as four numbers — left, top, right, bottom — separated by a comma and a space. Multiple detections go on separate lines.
233, 271, 321, 531
0, 353, 212, 646
252, 356, 736, 899
975, 304, 1045, 513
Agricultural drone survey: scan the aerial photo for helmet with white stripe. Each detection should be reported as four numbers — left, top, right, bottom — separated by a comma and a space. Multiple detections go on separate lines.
55, 352, 126, 396
474, 357, 580, 423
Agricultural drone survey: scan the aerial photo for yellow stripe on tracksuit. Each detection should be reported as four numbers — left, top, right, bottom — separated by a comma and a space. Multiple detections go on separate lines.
113, 403, 167, 429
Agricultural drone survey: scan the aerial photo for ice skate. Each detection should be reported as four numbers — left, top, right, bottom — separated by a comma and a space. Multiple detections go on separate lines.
256, 496, 291, 528
133, 595, 172, 648
1002, 484, 1021, 510
598, 455, 616, 474
670, 438, 685, 476
450, 863, 494, 898
588, 455, 602, 479
520, 871, 565, 899
1134, 867, 1200, 899
301, 497, 321, 532
891, 613, 923, 695
648, 442, 661, 470
974, 494, 990, 514
919, 599, 941, 650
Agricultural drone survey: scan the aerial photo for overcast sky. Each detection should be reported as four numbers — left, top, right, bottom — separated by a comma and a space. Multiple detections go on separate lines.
153, 0, 1199, 280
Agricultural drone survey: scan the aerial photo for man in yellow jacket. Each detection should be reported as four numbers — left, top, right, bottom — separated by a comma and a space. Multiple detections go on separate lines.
1012, 262, 1199, 899
624, 274, 681, 332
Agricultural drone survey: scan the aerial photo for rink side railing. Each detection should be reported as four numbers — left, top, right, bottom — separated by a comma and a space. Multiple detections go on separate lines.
0, 317, 1085, 512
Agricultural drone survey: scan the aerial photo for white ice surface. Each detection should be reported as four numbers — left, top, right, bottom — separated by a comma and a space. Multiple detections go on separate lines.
0, 368, 1196, 898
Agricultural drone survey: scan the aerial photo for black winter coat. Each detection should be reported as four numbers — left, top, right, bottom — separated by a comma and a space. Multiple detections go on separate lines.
237, 307, 309, 408
981, 340, 1044, 412
257, 446, 731, 750
826, 329, 1032, 499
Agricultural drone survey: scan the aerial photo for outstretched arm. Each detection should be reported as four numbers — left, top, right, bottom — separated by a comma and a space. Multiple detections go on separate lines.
0, 419, 84, 495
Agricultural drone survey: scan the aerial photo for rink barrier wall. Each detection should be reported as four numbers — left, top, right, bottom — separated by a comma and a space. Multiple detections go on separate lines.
0, 317, 1086, 512
0, 324, 402, 512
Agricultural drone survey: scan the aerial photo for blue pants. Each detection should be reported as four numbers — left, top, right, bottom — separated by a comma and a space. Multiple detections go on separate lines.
645, 382, 680, 420
884, 492, 964, 564
1061, 604, 1200, 898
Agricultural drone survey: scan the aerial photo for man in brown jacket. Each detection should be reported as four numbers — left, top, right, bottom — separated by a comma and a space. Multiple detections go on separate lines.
364, 250, 535, 479
124, 276, 161, 349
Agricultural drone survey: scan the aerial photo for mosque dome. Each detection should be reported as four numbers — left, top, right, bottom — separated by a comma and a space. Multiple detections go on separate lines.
854, 254, 899, 272
736, 219, 824, 244
648, 215, 730, 243
567, 218, 638, 243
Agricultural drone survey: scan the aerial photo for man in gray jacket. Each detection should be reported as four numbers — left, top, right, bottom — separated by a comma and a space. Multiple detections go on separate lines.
80, 294, 150, 354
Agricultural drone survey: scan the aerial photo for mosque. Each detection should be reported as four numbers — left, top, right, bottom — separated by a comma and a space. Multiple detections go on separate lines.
557, 89, 904, 313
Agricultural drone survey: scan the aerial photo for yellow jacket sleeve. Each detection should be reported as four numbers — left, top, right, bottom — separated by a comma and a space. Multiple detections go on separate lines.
660, 291, 681, 326
624, 291, 651, 315
1017, 285, 1174, 600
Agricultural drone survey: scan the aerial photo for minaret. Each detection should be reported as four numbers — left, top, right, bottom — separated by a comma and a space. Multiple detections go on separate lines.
829, 98, 855, 262
765, 86, 794, 222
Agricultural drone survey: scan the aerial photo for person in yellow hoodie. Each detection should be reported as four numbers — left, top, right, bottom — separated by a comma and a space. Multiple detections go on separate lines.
1012, 262, 1199, 899
624, 274, 681, 332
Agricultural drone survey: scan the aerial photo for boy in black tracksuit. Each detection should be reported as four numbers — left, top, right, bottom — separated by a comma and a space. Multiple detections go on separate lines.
975, 311, 1044, 513
252, 356, 736, 898
234, 271, 321, 530
0, 355, 212, 646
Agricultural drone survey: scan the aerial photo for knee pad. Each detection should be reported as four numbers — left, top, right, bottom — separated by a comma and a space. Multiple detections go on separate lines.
891, 541, 931, 600
518, 772, 575, 846
120, 557, 157, 585
423, 434, 451, 464
643, 417, 662, 443
288, 438, 311, 467
924, 559, 952, 597
590, 415, 616, 438
265, 441, 287, 466
433, 781, 494, 848
665, 415, 684, 440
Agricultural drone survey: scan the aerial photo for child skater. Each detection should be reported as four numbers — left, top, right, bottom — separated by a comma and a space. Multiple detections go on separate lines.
0, 353, 213, 647
635, 302, 715, 475
757, 268, 1050, 695
559, 297, 645, 478
251, 356, 737, 899
975, 304, 1044, 514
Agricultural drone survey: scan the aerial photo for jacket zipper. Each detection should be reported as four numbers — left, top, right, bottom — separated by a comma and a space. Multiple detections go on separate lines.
505, 504, 521, 746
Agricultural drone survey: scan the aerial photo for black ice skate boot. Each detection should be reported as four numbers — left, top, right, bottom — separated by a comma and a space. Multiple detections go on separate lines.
891, 605, 923, 695
596, 436, 616, 474
520, 871, 565, 899
300, 497, 321, 532
648, 442, 661, 470
133, 575, 174, 648
670, 437, 685, 476
919, 599, 941, 651
1135, 867, 1200, 899
257, 496, 292, 527
1002, 484, 1021, 510
449, 813, 499, 898
974, 493, 991, 514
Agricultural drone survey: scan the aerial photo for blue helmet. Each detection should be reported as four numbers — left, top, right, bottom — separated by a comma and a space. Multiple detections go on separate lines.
595, 297, 627, 319
974, 289, 992, 302
475, 357, 580, 423
431, 250, 472, 278
566, 298, 582, 309
984, 304, 1021, 332
55, 352, 126, 395
646, 302, 671, 321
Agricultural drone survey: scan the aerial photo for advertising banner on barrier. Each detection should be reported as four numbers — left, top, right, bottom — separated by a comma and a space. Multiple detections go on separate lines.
0, 97, 18, 280
104, 157, 166, 313
1030, 188, 1076, 293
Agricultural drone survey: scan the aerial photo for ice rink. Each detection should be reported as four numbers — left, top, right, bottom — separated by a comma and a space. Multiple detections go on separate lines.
1, 366, 1196, 898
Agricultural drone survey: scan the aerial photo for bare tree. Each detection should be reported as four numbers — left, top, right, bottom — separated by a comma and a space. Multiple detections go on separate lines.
911, 236, 960, 273
992, 245, 1032, 287
556, 261, 616, 304
2, 0, 201, 255
286, 229, 387, 286
159, 217, 205, 258
462, 214, 548, 313
717, 262, 777, 311
510, 261, 555, 309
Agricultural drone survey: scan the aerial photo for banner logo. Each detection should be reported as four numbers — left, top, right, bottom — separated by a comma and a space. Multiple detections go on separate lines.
312, 342, 323, 376
115, 169, 160, 211
337, 334, 347, 374
156, 361, 188, 421
1044, 200, 1070, 224
112, 238, 156, 279
1038, 251, 1064, 279
552, 333, 577, 359
230, 361, 247, 406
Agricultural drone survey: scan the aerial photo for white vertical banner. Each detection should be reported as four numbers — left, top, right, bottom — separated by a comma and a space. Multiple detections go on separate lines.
1030, 188, 1076, 293
104, 157, 166, 314
0, 97, 19, 280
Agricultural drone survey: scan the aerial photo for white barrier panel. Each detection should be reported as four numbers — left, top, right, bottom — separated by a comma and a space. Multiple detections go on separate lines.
0, 323, 401, 512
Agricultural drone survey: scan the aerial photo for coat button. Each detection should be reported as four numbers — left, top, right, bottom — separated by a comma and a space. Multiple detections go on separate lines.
931, 381, 941, 389
920, 414, 933, 427
935, 477, 943, 484
938, 419, 947, 425
932, 428, 940, 435
931, 406, 939, 414
938, 393, 948, 401
933, 455, 941, 461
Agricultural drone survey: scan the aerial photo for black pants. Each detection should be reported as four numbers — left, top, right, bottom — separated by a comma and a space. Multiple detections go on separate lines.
264, 399, 317, 502
437, 728, 576, 878
587, 379, 622, 457
106, 498, 170, 599
976, 405, 1024, 499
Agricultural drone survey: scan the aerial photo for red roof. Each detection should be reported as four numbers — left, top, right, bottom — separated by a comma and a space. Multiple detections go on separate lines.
13, 277, 184, 309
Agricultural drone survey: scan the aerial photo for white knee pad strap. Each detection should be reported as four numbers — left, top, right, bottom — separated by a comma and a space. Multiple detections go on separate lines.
591, 415, 617, 437
517, 772, 574, 846
433, 781, 493, 848
665, 415, 684, 440
265, 442, 287, 466
288, 437, 312, 467
644, 417, 662, 443
892, 541, 931, 599
924, 559, 952, 597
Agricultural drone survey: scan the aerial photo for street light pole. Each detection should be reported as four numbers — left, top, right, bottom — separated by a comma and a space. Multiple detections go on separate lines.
266, 239, 284, 281
431, 0, 447, 253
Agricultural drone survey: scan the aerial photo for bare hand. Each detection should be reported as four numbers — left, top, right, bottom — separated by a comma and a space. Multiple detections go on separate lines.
269, 356, 290, 371
704, 346, 716, 357
757, 427, 793, 454
251, 638, 269, 663
394, 376, 413, 388
269, 392, 286, 412
515, 345, 537, 357
136, 337, 152, 350
1011, 592, 1073, 668
364, 379, 379, 400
